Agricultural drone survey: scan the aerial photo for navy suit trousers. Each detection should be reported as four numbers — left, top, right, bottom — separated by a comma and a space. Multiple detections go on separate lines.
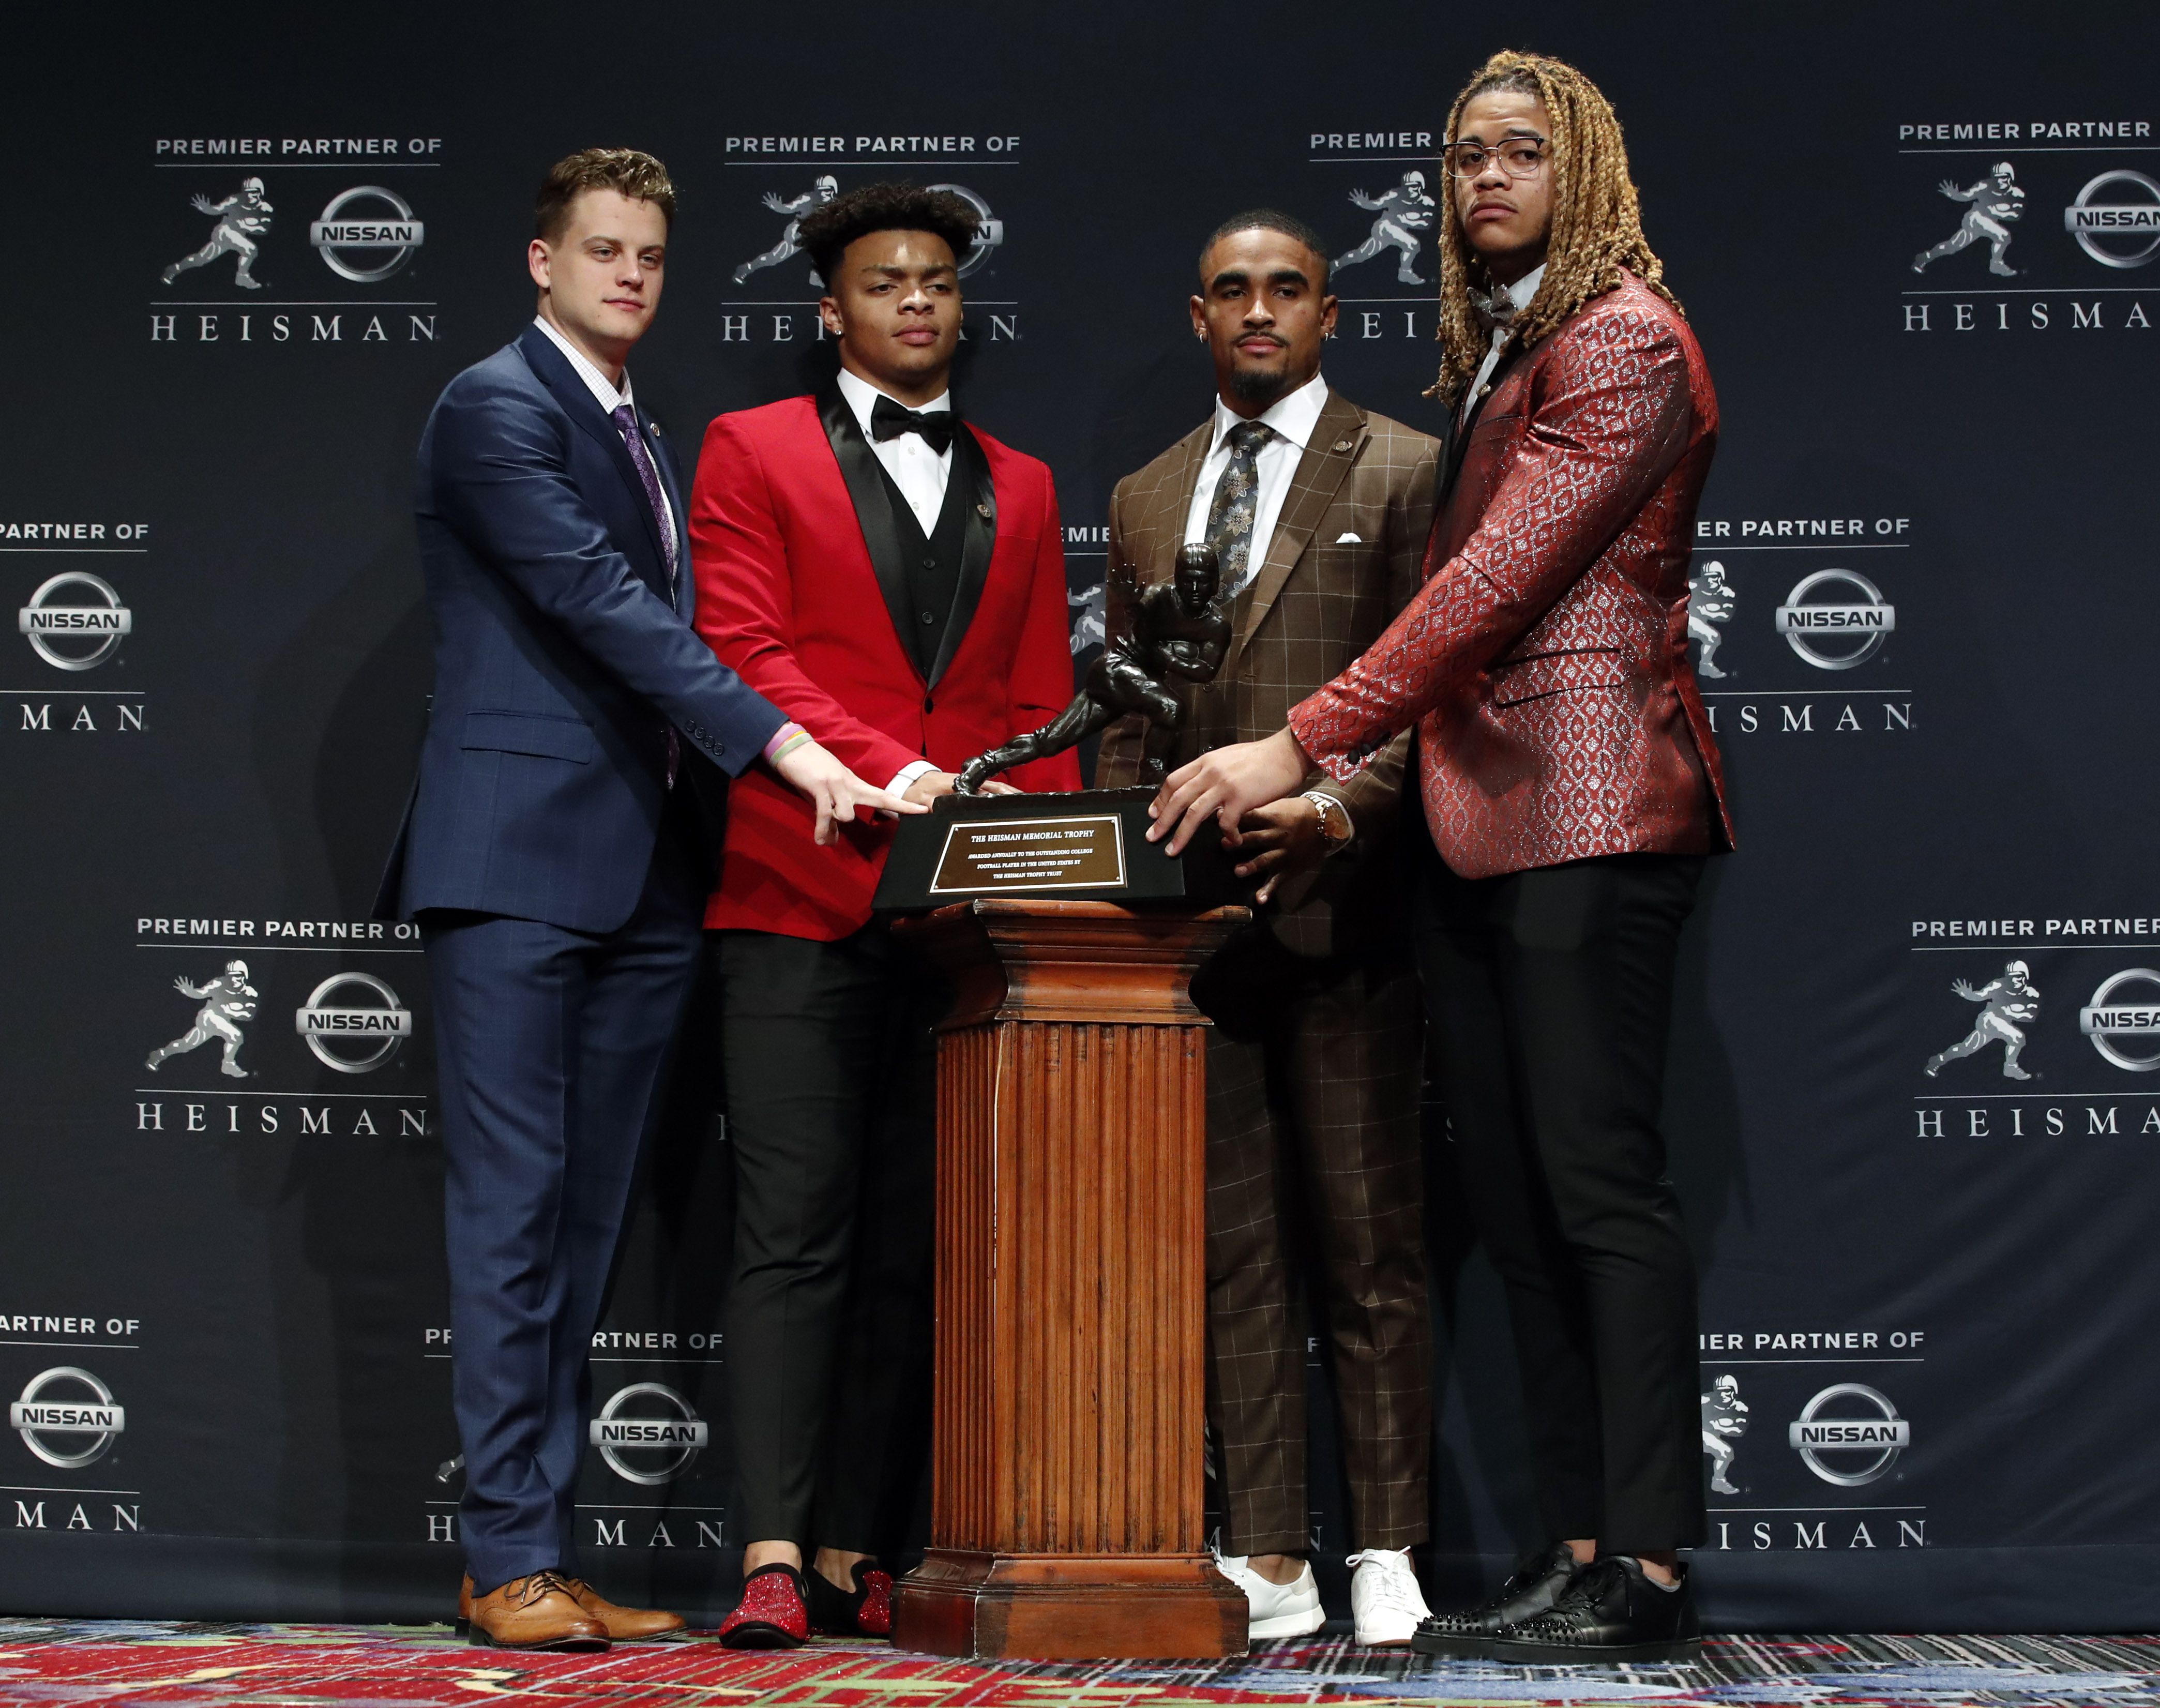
422, 808, 704, 1593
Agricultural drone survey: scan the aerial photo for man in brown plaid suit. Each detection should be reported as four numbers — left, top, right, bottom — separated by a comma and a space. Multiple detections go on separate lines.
1094, 210, 1439, 1645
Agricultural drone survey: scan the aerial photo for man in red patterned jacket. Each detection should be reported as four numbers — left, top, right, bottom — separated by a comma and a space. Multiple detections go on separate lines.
1150, 53, 1729, 1665
688, 184, 1080, 1649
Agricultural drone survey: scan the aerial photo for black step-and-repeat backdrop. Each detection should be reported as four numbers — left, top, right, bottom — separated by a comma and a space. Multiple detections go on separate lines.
4, 0, 2155, 1633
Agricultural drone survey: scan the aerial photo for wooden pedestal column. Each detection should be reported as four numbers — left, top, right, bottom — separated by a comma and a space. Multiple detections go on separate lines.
890, 898, 1250, 1660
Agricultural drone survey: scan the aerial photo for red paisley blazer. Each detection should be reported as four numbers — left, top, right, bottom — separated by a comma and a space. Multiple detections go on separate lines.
1287, 274, 1733, 879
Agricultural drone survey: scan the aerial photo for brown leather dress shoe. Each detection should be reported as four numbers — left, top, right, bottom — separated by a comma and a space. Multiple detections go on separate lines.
459, 1573, 684, 1643
560, 1577, 686, 1641
464, 1570, 609, 1651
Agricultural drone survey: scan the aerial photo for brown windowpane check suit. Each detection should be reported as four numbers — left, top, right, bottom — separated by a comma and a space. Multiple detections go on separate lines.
1095, 389, 1441, 1554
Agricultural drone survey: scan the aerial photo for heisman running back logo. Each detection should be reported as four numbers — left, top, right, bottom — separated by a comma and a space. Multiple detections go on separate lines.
733, 175, 840, 287
1701, 1373, 1749, 1495
145, 961, 258, 1079
733, 177, 1003, 289
161, 178, 274, 290
1687, 561, 1736, 679
1913, 161, 2025, 277
1068, 582, 1106, 655
1333, 172, 1437, 286
1924, 959, 2040, 1081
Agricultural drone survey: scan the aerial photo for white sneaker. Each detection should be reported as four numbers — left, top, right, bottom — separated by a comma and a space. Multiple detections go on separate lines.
1348, 1545, 1429, 1646
1212, 1551, 1325, 1640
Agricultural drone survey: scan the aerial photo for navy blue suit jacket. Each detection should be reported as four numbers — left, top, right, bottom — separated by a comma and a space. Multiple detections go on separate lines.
377, 324, 785, 935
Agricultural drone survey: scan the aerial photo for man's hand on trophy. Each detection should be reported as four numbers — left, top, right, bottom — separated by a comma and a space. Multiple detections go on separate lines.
1225, 798, 1326, 904
905, 769, 1018, 805
1146, 727, 1312, 856
770, 738, 927, 847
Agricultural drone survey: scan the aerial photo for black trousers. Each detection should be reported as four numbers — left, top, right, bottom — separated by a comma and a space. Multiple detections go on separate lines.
713, 925, 940, 1554
1414, 837, 1706, 1554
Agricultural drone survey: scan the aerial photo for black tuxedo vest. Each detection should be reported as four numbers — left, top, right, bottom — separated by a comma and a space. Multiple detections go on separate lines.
875, 461, 972, 678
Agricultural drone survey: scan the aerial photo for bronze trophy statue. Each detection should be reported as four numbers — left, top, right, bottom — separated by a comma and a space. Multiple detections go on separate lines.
956, 542, 1233, 794
873, 542, 1243, 911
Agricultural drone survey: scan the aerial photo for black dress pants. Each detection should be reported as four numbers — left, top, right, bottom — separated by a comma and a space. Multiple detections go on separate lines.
713, 925, 940, 1554
1414, 836, 1706, 1554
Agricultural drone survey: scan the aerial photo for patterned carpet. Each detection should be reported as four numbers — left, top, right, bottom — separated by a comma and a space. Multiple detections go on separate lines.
0, 1623, 2153, 1707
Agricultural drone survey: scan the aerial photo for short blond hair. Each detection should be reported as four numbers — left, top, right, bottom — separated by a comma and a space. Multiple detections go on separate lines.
535, 148, 676, 243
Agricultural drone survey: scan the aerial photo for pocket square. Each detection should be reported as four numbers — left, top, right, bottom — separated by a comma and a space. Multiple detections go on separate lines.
1334, 531, 1363, 543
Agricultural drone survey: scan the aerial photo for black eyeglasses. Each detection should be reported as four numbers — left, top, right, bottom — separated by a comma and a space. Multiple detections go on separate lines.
1442, 138, 1550, 180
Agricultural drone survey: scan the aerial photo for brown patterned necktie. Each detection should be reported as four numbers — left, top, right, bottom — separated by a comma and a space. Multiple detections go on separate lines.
1203, 420, 1275, 597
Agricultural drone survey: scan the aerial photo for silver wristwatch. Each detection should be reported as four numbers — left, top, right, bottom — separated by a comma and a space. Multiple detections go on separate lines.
1302, 791, 1353, 855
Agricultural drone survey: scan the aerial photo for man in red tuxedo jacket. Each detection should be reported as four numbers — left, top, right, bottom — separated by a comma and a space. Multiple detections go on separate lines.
688, 183, 1079, 1649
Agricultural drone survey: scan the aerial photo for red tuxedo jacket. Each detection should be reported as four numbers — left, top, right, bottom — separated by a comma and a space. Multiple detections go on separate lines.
1289, 275, 1733, 879
690, 389, 1081, 940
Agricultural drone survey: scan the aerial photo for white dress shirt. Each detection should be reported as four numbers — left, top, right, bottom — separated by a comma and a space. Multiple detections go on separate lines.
1464, 262, 1547, 419
531, 314, 682, 567
833, 367, 958, 796
836, 366, 953, 534
1182, 368, 1331, 599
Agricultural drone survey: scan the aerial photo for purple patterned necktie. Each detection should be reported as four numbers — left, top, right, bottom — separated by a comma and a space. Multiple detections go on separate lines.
612, 403, 681, 785
611, 403, 678, 593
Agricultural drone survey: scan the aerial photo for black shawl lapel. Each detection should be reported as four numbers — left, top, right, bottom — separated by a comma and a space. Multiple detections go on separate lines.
925, 424, 997, 690
1443, 337, 1532, 503
818, 384, 918, 676
517, 324, 671, 581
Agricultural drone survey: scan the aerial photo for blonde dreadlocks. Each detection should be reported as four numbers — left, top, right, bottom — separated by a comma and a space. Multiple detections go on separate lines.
1430, 51, 1681, 406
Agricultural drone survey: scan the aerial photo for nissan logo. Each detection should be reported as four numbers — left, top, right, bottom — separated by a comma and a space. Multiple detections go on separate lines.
295, 972, 413, 1074
1788, 1383, 1910, 1487
1775, 568, 1896, 671
10, 1368, 126, 1470
588, 1382, 708, 1486
18, 572, 131, 672
309, 185, 426, 283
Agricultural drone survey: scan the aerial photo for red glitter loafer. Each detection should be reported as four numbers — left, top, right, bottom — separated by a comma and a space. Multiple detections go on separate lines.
718, 1562, 810, 1650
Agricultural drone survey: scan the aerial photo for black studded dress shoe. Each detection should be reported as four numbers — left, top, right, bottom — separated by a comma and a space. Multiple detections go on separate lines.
1409, 1541, 1582, 1659
1489, 1555, 1702, 1665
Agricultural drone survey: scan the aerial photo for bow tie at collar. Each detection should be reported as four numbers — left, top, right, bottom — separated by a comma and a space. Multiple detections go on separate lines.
1470, 284, 1521, 336
1470, 263, 1546, 337
870, 394, 959, 455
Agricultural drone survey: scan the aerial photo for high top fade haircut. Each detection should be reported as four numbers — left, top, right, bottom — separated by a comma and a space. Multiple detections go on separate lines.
535, 148, 677, 243
1199, 209, 1333, 292
1431, 51, 1680, 405
799, 183, 982, 289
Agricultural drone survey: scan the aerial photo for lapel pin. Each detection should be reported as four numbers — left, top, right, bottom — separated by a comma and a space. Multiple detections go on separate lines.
1333, 437, 1353, 452
976, 503, 992, 519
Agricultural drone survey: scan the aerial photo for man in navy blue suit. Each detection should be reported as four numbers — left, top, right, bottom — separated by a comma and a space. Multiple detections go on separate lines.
377, 148, 915, 1652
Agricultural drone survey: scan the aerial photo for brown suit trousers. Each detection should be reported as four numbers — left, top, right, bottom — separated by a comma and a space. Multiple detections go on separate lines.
1095, 389, 1440, 1553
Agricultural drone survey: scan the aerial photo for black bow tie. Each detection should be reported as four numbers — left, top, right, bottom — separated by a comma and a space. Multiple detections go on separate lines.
870, 395, 959, 455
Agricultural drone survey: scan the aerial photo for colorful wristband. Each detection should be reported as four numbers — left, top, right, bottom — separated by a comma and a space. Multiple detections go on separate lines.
763, 722, 811, 764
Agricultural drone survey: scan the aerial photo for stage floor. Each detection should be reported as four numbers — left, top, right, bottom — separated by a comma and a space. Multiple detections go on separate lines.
0, 1622, 2153, 1707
